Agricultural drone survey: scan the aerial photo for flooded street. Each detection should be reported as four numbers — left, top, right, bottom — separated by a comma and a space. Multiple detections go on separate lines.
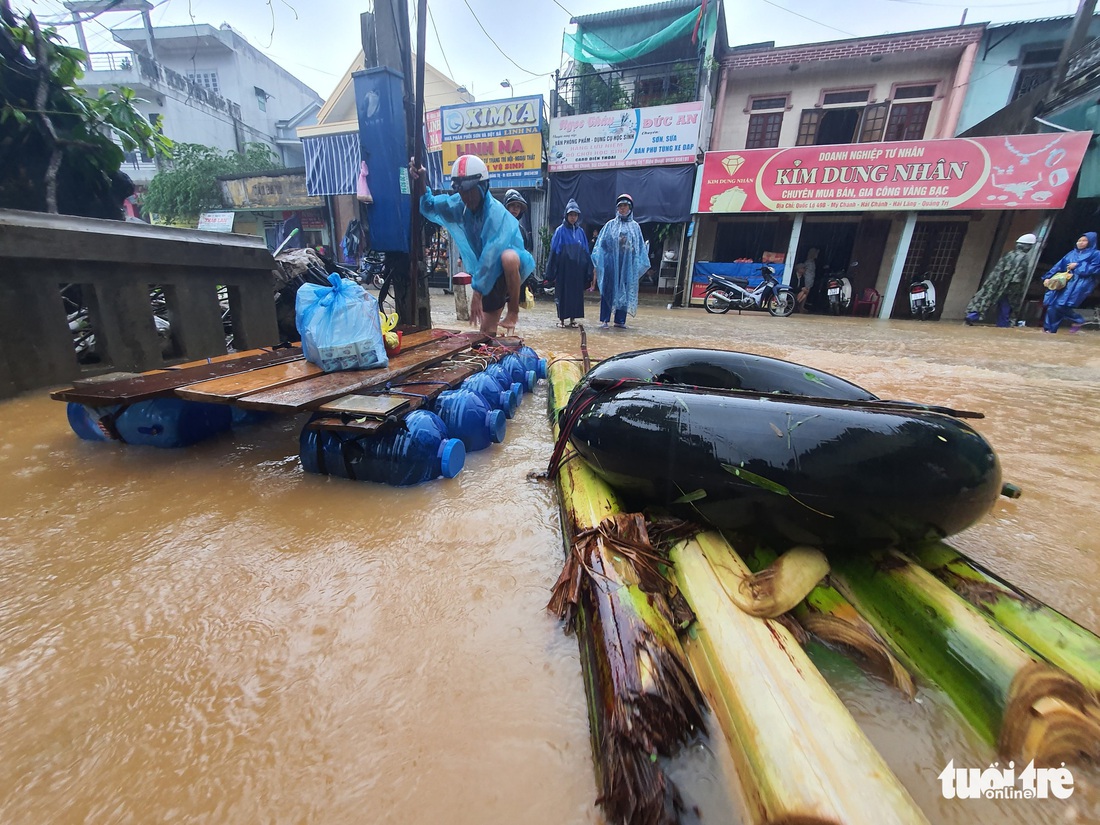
2, 292, 1099, 824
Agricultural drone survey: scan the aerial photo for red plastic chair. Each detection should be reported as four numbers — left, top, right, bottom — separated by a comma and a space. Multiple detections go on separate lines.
852, 287, 881, 317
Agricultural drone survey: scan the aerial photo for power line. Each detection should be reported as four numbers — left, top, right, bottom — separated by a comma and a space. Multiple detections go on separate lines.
460, 0, 552, 77
426, 2, 455, 82
758, 0, 857, 38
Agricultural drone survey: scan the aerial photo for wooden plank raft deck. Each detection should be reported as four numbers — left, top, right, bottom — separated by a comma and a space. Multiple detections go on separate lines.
51, 330, 498, 419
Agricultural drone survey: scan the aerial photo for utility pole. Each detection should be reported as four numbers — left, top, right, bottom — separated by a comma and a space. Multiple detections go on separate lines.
359, 1, 431, 330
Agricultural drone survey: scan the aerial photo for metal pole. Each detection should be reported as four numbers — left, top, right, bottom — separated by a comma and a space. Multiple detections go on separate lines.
879, 213, 917, 319
409, 0, 429, 328
783, 214, 804, 286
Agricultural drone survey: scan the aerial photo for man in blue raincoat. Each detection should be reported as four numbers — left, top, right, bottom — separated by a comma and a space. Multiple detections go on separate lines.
592, 194, 650, 329
415, 154, 535, 335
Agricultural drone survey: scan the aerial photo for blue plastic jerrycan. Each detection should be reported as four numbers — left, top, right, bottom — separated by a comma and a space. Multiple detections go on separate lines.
462, 372, 519, 419
434, 389, 506, 452
517, 346, 547, 381
483, 363, 524, 402
299, 410, 464, 486
501, 353, 537, 393
111, 398, 232, 448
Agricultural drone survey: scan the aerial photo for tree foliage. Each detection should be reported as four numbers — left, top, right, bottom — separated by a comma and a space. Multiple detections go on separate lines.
0, 0, 171, 216
142, 142, 282, 223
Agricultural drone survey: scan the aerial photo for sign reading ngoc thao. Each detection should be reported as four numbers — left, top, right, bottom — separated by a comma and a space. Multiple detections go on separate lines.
695, 132, 1090, 213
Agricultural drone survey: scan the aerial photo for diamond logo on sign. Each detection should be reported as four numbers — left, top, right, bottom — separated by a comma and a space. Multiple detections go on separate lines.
722, 154, 745, 175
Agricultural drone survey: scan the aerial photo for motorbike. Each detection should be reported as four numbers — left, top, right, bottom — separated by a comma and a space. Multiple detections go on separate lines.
360, 250, 386, 289
523, 273, 555, 300
909, 272, 937, 320
825, 262, 857, 315
703, 265, 795, 317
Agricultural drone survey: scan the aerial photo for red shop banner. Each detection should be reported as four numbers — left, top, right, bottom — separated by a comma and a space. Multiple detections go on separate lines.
696, 132, 1091, 214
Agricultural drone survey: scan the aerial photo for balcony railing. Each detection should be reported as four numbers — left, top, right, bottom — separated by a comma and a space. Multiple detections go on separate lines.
553, 57, 702, 117
87, 51, 135, 72
83, 51, 243, 121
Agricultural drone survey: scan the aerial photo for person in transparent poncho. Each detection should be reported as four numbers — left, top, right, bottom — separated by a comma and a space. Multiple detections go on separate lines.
591, 193, 650, 329
414, 155, 535, 335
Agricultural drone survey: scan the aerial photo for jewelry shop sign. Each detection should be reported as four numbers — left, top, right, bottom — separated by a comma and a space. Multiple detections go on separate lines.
696, 132, 1090, 213
440, 95, 543, 187
549, 101, 704, 171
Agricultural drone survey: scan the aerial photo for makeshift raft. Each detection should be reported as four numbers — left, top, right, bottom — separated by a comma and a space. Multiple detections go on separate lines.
545, 350, 1100, 825
51, 329, 546, 486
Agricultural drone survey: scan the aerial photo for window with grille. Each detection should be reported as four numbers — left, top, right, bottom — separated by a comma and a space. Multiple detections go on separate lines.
893, 84, 936, 100
884, 102, 931, 141
822, 89, 870, 106
751, 96, 787, 111
746, 112, 783, 149
187, 71, 220, 93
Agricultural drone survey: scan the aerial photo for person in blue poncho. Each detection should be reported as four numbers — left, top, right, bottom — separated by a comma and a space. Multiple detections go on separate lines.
546, 198, 591, 328
1041, 232, 1099, 334
592, 193, 650, 329
415, 155, 535, 335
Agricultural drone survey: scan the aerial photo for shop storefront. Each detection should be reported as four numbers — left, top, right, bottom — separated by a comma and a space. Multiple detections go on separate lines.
549, 101, 706, 293
690, 132, 1090, 318
216, 168, 330, 252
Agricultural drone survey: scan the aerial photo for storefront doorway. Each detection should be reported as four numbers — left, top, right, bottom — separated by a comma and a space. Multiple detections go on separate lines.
889, 219, 969, 318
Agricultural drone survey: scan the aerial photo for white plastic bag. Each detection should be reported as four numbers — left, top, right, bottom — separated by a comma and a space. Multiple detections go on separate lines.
296, 273, 388, 372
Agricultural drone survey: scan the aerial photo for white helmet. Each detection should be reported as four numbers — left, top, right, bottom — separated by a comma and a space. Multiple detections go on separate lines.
1016, 233, 1037, 245
450, 155, 489, 192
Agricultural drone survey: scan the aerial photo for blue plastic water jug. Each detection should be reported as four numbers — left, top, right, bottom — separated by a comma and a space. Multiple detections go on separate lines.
434, 389, 506, 452
501, 354, 537, 393
517, 346, 547, 381
483, 363, 524, 402
112, 398, 232, 448
67, 403, 121, 442
299, 410, 464, 486
462, 372, 519, 419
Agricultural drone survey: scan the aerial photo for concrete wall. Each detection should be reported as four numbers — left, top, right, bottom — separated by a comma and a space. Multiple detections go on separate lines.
716, 53, 963, 150
0, 210, 279, 399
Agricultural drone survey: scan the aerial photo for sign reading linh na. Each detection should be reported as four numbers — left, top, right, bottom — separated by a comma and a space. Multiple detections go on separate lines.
696, 132, 1091, 213
549, 101, 704, 171
440, 95, 543, 187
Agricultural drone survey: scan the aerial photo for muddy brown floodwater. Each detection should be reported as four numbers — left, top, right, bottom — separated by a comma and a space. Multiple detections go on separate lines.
1, 291, 1098, 824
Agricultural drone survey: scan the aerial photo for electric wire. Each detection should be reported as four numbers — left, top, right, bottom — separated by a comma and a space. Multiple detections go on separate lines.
426, 2, 455, 82
460, 0, 552, 76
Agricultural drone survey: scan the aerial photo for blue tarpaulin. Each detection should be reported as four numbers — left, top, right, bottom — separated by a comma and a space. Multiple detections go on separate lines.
548, 164, 695, 225
354, 68, 410, 253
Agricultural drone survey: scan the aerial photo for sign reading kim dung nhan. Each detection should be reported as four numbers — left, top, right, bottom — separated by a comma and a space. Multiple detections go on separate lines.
440, 95, 544, 188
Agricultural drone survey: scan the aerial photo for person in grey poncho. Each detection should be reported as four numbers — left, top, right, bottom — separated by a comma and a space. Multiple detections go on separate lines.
964, 233, 1036, 327
592, 193, 650, 329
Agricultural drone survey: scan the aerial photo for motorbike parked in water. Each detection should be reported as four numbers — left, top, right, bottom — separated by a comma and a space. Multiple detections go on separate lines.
825, 262, 857, 315
523, 273, 555, 301
909, 272, 937, 320
703, 265, 795, 316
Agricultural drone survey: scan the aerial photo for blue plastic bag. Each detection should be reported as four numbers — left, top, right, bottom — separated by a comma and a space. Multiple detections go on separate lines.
295, 273, 388, 373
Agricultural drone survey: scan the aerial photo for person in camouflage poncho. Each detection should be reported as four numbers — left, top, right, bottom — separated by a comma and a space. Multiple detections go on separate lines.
965, 234, 1036, 327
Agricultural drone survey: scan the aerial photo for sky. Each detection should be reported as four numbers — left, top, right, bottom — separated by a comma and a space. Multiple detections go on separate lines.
16, 0, 1083, 104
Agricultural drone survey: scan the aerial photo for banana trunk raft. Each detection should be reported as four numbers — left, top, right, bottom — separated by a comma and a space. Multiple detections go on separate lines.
544, 349, 1100, 825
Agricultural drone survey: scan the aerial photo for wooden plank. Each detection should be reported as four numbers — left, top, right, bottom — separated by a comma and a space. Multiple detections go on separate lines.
317, 394, 410, 417
303, 359, 490, 434
164, 344, 300, 370
176, 358, 326, 403
174, 328, 452, 404
50, 347, 305, 405
236, 332, 490, 413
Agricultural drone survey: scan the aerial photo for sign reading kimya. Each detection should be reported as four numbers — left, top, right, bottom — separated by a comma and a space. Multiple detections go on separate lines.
696, 132, 1091, 213
439, 95, 543, 187
549, 101, 704, 171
